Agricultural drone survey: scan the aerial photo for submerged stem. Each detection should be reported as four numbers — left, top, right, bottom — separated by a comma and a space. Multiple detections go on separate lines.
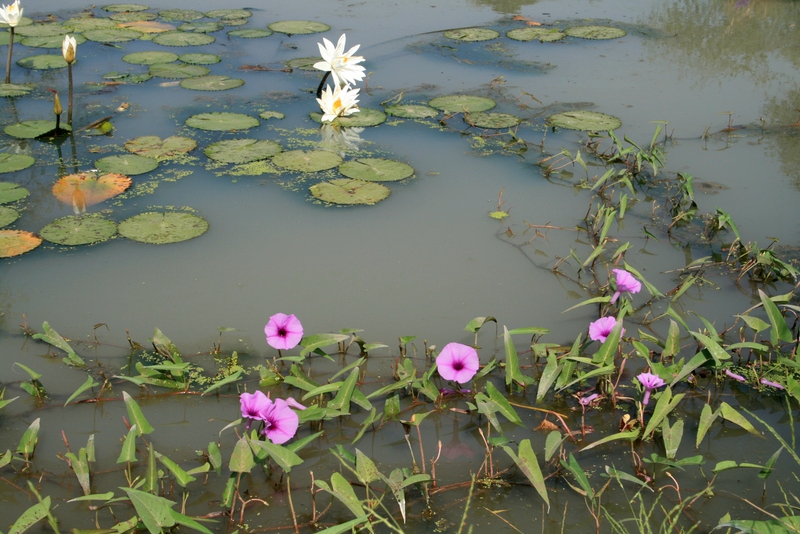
67, 64, 73, 127
5, 27, 14, 84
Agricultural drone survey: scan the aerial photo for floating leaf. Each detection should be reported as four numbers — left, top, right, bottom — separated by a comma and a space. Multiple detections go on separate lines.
117, 20, 175, 33
180, 75, 244, 91
285, 56, 321, 70
178, 22, 223, 33
0, 83, 34, 97
21, 34, 86, 49
15, 23, 67, 37
0, 206, 19, 226
0, 229, 41, 257
62, 17, 118, 31
152, 31, 215, 46
52, 172, 132, 212
507, 27, 566, 42
228, 28, 272, 38
178, 52, 220, 64
204, 139, 282, 164
95, 154, 158, 175
0, 153, 34, 173
118, 211, 209, 244
39, 214, 117, 246
566, 25, 626, 40
466, 112, 520, 129
547, 110, 622, 131
4, 120, 70, 138
125, 135, 196, 160
148, 62, 210, 78
443, 27, 500, 41
259, 110, 284, 120
384, 104, 439, 119
102, 4, 149, 12
0, 182, 29, 203
157, 9, 204, 22
338, 158, 413, 182
206, 9, 252, 19
82, 28, 143, 42
122, 50, 179, 65
310, 108, 387, 127
429, 95, 496, 113
272, 149, 342, 172
17, 54, 68, 70
109, 11, 157, 22
268, 20, 330, 35
310, 178, 390, 206
185, 112, 258, 131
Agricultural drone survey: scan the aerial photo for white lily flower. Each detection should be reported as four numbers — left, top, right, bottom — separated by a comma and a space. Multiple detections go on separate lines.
0, 0, 22, 27
313, 34, 365, 87
316, 83, 360, 123
62, 34, 76, 64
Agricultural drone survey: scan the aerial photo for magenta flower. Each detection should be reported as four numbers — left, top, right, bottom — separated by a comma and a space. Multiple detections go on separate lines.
760, 378, 784, 390
588, 316, 624, 343
265, 313, 304, 350
579, 393, 600, 406
436, 342, 480, 384
240, 390, 270, 430
610, 269, 642, 304
261, 398, 300, 444
725, 369, 747, 383
637, 372, 666, 405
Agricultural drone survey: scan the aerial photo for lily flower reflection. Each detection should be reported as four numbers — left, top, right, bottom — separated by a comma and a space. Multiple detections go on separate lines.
320, 123, 364, 154
317, 83, 360, 123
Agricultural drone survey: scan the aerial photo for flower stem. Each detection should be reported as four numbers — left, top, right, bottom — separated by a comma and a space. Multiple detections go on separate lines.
315, 70, 330, 99
5, 28, 14, 84
67, 63, 73, 127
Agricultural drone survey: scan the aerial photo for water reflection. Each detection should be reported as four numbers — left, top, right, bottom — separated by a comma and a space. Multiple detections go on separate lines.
469, 0, 539, 14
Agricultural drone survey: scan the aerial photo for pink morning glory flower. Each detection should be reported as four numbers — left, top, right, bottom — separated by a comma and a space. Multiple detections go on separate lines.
610, 269, 642, 304
588, 316, 624, 343
725, 369, 747, 383
760, 378, 784, 389
261, 398, 300, 444
436, 342, 480, 384
240, 390, 271, 430
579, 393, 600, 406
637, 372, 666, 406
265, 313, 304, 350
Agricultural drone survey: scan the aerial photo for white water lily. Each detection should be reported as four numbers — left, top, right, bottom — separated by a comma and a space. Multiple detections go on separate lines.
62, 34, 76, 64
316, 83, 360, 123
313, 34, 365, 87
0, 0, 22, 27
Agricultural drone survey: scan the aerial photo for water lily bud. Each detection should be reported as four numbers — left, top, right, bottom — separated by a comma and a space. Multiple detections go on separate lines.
53, 91, 62, 115
62, 34, 77, 64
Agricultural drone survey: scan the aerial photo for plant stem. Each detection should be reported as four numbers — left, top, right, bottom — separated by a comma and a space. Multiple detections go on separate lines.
5, 28, 14, 84
67, 63, 73, 127
316, 70, 329, 99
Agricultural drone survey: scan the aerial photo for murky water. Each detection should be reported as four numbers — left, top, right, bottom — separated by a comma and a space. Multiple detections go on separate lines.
1, 0, 799, 531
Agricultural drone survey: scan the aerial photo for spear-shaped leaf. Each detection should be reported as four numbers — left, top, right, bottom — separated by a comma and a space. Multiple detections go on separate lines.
502, 439, 549, 511
32, 321, 85, 367
123, 392, 155, 436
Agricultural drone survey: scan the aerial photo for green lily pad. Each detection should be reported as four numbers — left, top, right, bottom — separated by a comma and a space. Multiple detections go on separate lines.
102, 4, 149, 12
17, 54, 68, 70
565, 25, 626, 40
0, 182, 29, 203
309, 108, 387, 127
178, 53, 220, 65
157, 9, 204, 22
4, 121, 70, 138
443, 28, 500, 42
0, 229, 41, 257
338, 158, 414, 182
227, 28, 272, 38
206, 9, 252, 19
148, 63, 210, 78
102, 71, 152, 83
0, 206, 19, 227
14, 23, 67, 37
178, 22, 223, 33
466, 112, 521, 129
221, 19, 248, 27
204, 139, 282, 164
62, 17, 118, 32
83, 28, 144, 42
272, 150, 342, 173
124, 135, 196, 160
185, 112, 259, 131
0, 83, 34, 97
180, 75, 244, 91
152, 31, 215, 46
385, 104, 439, 119
506, 27, 566, 42
123, 50, 179, 65
20, 34, 87, 49
268, 20, 330, 35
259, 111, 284, 120
39, 214, 117, 246
429, 95, 496, 113
0, 153, 35, 173
310, 179, 390, 205
547, 110, 622, 131
118, 211, 209, 244
286, 57, 322, 71
95, 154, 158, 175
109, 12, 157, 22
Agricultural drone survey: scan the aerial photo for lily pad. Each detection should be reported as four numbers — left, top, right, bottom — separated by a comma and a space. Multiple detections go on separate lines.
102, 4, 149, 12
429, 95, 496, 113
118, 211, 209, 244
466, 112, 521, 129
109, 12, 157, 22
0, 153, 35, 173
0, 83, 34, 97
259, 111, 284, 120
157, 9, 204, 22
228, 28, 273, 38
95, 154, 158, 175
39, 214, 117, 246
443, 28, 500, 42
178, 22, 223, 33
180, 75, 244, 91
14, 23, 67, 37
204, 139, 282, 164
385, 104, 439, 119
185, 112, 258, 131
148, 63, 210, 78
272, 150, 342, 172
0, 206, 19, 227
547, 110, 622, 131
268, 20, 330, 35
338, 158, 414, 182
206, 9, 252, 19
122, 50, 179, 64
124, 135, 196, 159
62, 17, 118, 32
4, 121, 70, 139
286, 57, 322, 71
565, 25, 626, 40
152, 31, 215, 46
21, 34, 87, 49
17, 54, 68, 70
178, 53, 220, 65
0, 229, 41, 257
0, 182, 29, 204
52, 172, 132, 210
310, 179, 390, 205
83, 28, 144, 42
117, 20, 175, 33
507, 27, 566, 42
309, 108, 387, 127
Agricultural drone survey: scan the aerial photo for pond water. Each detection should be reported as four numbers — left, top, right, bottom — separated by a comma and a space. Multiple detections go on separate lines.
0, 0, 799, 532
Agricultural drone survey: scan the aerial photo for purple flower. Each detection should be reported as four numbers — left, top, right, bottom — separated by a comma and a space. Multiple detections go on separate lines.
265, 313, 304, 350
240, 390, 271, 430
589, 316, 624, 343
261, 398, 300, 444
436, 342, 480, 384
760, 378, 784, 390
725, 369, 747, 383
637, 372, 666, 406
610, 269, 642, 304
579, 393, 600, 406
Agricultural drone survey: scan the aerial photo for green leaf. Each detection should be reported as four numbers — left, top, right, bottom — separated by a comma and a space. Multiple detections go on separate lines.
32, 321, 85, 366
355, 449, 381, 484
759, 289, 793, 344
143, 445, 158, 494
603, 465, 652, 490
669, 351, 710, 387
313, 516, 370, 534
560, 453, 594, 499
662, 320, 681, 359
116, 425, 138, 464
66, 448, 91, 495
121, 487, 176, 533
201, 370, 242, 395
8, 497, 50, 534
719, 402, 760, 437
17, 418, 40, 459
464, 316, 497, 333
320, 472, 364, 519
544, 431, 565, 462
502, 439, 549, 511
67, 491, 115, 503
689, 331, 730, 366
155, 452, 197, 487
122, 392, 155, 436
366, 376, 413, 400
643, 387, 684, 439
696, 404, 718, 448
248, 438, 303, 473
352, 408, 379, 445
503, 326, 535, 388
170, 509, 215, 534
661, 418, 684, 459
229, 436, 255, 473
556, 364, 616, 392
328, 367, 359, 412
299, 333, 349, 357
65, 375, 99, 406
581, 429, 640, 452
207, 442, 222, 473
536, 352, 559, 402
485, 381, 522, 425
